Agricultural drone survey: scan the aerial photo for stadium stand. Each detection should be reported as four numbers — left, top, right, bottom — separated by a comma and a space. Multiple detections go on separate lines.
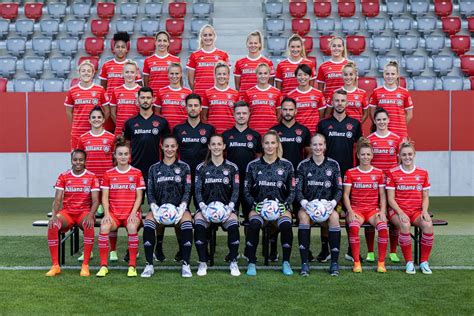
341, 17, 361, 35
97, 2, 115, 19
338, 0, 356, 17
315, 17, 336, 34
441, 16, 462, 36
313, 0, 332, 17
292, 18, 311, 36
0, 55, 16, 79
46, 2, 66, 20
91, 19, 110, 38
385, 0, 407, 16
460, 55, 474, 76
434, 0, 453, 17
15, 18, 34, 38
346, 35, 366, 55
169, 1, 187, 19
71, 2, 91, 20
119, 2, 139, 19
32, 37, 52, 57
39, 78, 65, 93
140, 19, 160, 37
264, 0, 283, 17
361, 0, 380, 17
410, 0, 430, 16
137, 37, 156, 56
433, 54, 455, 76
39, 18, 60, 38
13, 78, 35, 92
289, 1, 307, 18
144, 2, 163, 19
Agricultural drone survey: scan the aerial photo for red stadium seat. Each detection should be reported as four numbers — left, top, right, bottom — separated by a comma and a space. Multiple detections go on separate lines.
303, 36, 313, 54
460, 55, 474, 76
358, 77, 377, 96
319, 35, 332, 55
0, 2, 19, 20
399, 77, 407, 88
24, 2, 43, 21
137, 37, 155, 56
307, 55, 317, 69
0, 78, 7, 92
441, 16, 461, 36
361, 0, 380, 17
69, 78, 80, 87
110, 38, 131, 54
450, 35, 471, 56
467, 17, 474, 33
289, 1, 307, 18
470, 77, 474, 90
85, 37, 105, 56
313, 0, 331, 18
166, 18, 184, 36
169, 2, 186, 19
292, 18, 310, 36
91, 19, 110, 37
338, 0, 356, 17
434, 0, 453, 17
97, 2, 115, 19
169, 37, 183, 55
77, 56, 99, 71
346, 35, 366, 55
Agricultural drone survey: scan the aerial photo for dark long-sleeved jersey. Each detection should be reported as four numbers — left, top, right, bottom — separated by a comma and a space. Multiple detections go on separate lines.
194, 159, 240, 206
147, 159, 191, 206
244, 157, 295, 207
296, 157, 343, 204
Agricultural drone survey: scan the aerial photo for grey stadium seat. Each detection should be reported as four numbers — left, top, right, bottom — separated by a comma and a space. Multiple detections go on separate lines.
50, 56, 72, 78
40, 79, 65, 92
119, 2, 139, 19
47, 2, 67, 20
13, 79, 36, 92
0, 56, 17, 79
23, 56, 45, 78
144, 2, 163, 19
57, 37, 79, 56
40, 18, 60, 38
377, 55, 401, 73
366, 18, 386, 35
65, 19, 86, 38
264, 1, 283, 17
350, 55, 372, 76
269, 56, 286, 67
372, 36, 393, 55
6, 37, 26, 57
404, 55, 426, 76
140, 19, 160, 37
341, 18, 360, 35
391, 17, 413, 35
131, 56, 146, 73
416, 16, 437, 35
15, 18, 34, 38
115, 19, 135, 35
192, 2, 212, 18
267, 36, 287, 56
432, 54, 454, 76
189, 37, 199, 52
191, 18, 211, 35
459, 0, 474, 17
410, 0, 430, 16
265, 18, 285, 36
0, 18, 9, 39
385, 0, 407, 16
32, 37, 52, 57
441, 76, 464, 90
398, 35, 419, 55
412, 76, 437, 90
71, 2, 91, 19
424, 35, 446, 55
315, 18, 336, 35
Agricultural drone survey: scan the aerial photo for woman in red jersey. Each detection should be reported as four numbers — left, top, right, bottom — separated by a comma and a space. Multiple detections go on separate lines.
46, 149, 100, 277
244, 63, 282, 136
143, 31, 181, 97
187, 24, 230, 97
338, 61, 368, 123
386, 141, 433, 274
96, 136, 146, 278
343, 137, 389, 273
202, 62, 239, 133
369, 61, 414, 140
234, 31, 275, 98
275, 34, 316, 96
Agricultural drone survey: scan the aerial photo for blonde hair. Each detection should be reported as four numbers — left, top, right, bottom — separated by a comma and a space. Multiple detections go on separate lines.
214, 61, 230, 74
356, 137, 373, 155
286, 34, 306, 59
247, 30, 264, 52
329, 36, 347, 59
383, 60, 401, 87
399, 139, 416, 154
168, 62, 183, 86
263, 130, 283, 159
123, 59, 138, 71
78, 60, 95, 73
198, 24, 216, 50
342, 61, 358, 86
255, 62, 271, 74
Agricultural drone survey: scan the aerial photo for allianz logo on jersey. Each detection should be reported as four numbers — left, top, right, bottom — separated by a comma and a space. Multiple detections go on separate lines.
134, 128, 160, 135
328, 131, 353, 138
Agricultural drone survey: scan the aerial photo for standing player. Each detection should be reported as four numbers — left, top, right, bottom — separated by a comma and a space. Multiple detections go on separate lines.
141, 135, 193, 278
234, 31, 275, 98
96, 137, 145, 277
244, 63, 282, 136
187, 24, 230, 97
46, 149, 100, 277
287, 64, 326, 135
65, 60, 109, 150
369, 61, 414, 140
155, 63, 192, 131
343, 138, 389, 273
143, 31, 181, 97
202, 62, 239, 133
338, 62, 368, 124
386, 141, 434, 274
244, 130, 296, 276
275, 34, 316, 96
194, 134, 241, 276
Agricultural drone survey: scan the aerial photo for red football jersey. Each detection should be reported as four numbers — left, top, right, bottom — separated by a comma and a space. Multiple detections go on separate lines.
287, 87, 327, 135
186, 48, 230, 97
54, 169, 100, 215
368, 86, 414, 140
367, 132, 401, 174
98, 59, 142, 98
101, 166, 146, 219
234, 55, 275, 96
64, 84, 109, 139
143, 54, 181, 97
244, 85, 282, 136
203, 86, 240, 134
316, 59, 348, 102
386, 166, 430, 215
340, 87, 368, 123
156, 85, 192, 131
275, 58, 316, 96
343, 166, 385, 212
109, 84, 140, 136
77, 130, 115, 180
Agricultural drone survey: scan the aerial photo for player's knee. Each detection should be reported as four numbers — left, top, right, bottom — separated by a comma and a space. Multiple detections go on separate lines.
249, 215, 263, 231
277, 216, 292, 232
298, 210, 310, 225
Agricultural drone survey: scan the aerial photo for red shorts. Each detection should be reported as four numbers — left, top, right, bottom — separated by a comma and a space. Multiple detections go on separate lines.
388, 208, 421, 224
57, 210, 90, 232
110, 212, 142, 228
352, 208, 379, 224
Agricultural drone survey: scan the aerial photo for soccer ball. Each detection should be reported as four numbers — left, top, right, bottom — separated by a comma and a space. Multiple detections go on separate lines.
306, 200, 330, 223
152, 203, 178, 225
203, 201, 227, 223
260, 199, 281, 221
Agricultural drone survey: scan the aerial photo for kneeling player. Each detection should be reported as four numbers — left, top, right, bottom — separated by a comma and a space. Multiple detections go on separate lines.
343, 138, 389, 273
96, 137, 145, 277
386, 141, 434, 274
46, 149, 100, 277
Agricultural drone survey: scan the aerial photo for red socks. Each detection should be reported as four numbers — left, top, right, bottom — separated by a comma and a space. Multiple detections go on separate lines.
128, 233, 139, 267
376, 222, 388, 263
348, 222, 361, 263
47, 222, 61, 266
82, 225, 95, 265
420, 233, 434, 263
109, 231, 117, 251
98, 233, 109, 266
399, 232, 413, 262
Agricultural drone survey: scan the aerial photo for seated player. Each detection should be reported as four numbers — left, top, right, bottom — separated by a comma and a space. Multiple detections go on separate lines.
96, 137, 145, 277
46, 149, 100, 277
386, 141, 434, 274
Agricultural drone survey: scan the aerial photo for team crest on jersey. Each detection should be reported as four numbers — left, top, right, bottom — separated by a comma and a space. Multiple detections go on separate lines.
84, 186, 91, 193
373, 183, 378, 189
324, 181, 331, 188
277, 168, 284, 176
346, 123, 353, 131
415, 175, 420, 181
246, 134, 253, 141
295, 129, 302, 136
129, 176, 134, 181
92, 92, 97, 97
388, 140, 394, 146
371, 175, 376, 181
389, 147, 395, 154
82, 179, 88, 184
152, 128, 159, 135
277, 181, 283, 188
268, 93, 273, 98
355, 95, 359, 100
223, 177, 229, 184
200, 137, 207, 144
104, 146, 110, 153
174, 167, 181, 174
227, 94, 233, 99
129, 184, 136, 191
416, 184, 422, 191
199, 129, 206, 136
152, 121, 160, 127
223, 169, 229, 176
214, 56, 219, 60
396, 94, 401, 98
326, 169, 332, 177
397, 100, 403, 106
296, 136, 302, 143
346, 131, 353, 138
247, 142, 254, 148
92, 99, 98, 105
175, 176, 181, 183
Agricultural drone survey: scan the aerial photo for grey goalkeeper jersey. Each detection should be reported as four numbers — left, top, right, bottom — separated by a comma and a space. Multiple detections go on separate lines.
147, 160, 192, 206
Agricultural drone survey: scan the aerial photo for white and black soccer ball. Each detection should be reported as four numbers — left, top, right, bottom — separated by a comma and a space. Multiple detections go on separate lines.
306, 200, 330, 223
203, 201, 227, 223
152, 203, 178, 225
260, 199, 280, 221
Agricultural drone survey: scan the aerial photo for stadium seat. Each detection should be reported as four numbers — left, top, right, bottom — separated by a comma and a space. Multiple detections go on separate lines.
115, 19, 135, 35
269, 56, 286, 68
166, 19, 185, 37
338, 0, 356, 17
24, 2, 43, 21
137, 37, 155, 56
192, 2, 211, 18
71, 3, 91, 19
399, 77, 408, 89
47, 2, 66, 20
441, 76, 464, 90
0, 18, 8, 39
85, 37, 105, 57
50, 56, 72, 78
110, 38, 131, 55
319, 35, 333, 55
413, 76, 437, 90
341, 18, 360, 35
32, 37, 52, 57
358, 77, 378, 96
404, 55, 426, 76
409, 0, 429, 16
371, 35, 393, 55
398, 35, 419, 55
144, 2, 163, 19
140, 19, 160, 37
292, 18, 310, 36
347, 35, 366, 55
434, 0, 452, 17
289, 1, 307, 18
169, 2, 186, 19
0, 78, 6, 92
119, 2, 138, 19
377, 55, 401, 72
91, 19, 110, 38
441, 16, 461, 36
15, 19, 34, 38
40, 18, 60, 38
313, 0, 332, 18
303, 36, 313, 54
191, 18, 211, 35
131, 55, 146, 72
66, 19, 86, 38
450, 35, 471, 56
432, 54, 454, 76
361, 0, 380, 17
267, 36, 287, 55
40, 78, 65, 92
385, 0, 406, 16
469, 76, 474, 90
189, 37, 199, 52
57, 37, 79, 57
350, 55, 372, 75
6, 37, 26, 57
77, 56, 99, 71
459, 0, 474, 17
307, 55, 317, 67
366, 17, 386, 35
97, 2, 115, 19
0, 56, 17, 79
265, 18, 285, 36
424, 35, 446, 55
468, 17, 474, 33
416, 16, 437, 35
0, 2, 18, 20
169, 37, 183, 55
264, 1, 283, 17
391, 17, 413, 35
13, 79, 35, 92
23, 56, 45, 78
460, 55, 474, 76
315, 17, 335, 35
67, 78, 81, 88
